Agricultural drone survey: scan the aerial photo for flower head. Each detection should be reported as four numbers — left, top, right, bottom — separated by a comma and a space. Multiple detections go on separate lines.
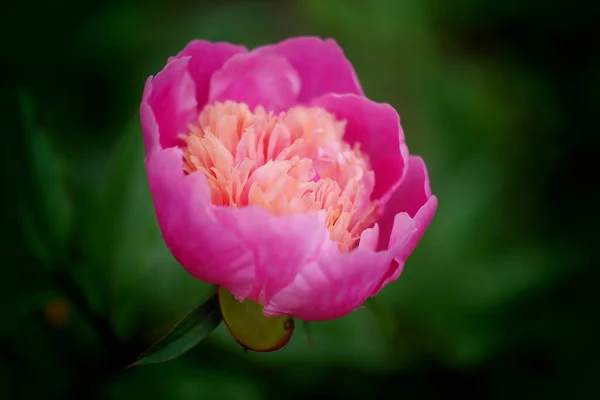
141, 37, 437, 325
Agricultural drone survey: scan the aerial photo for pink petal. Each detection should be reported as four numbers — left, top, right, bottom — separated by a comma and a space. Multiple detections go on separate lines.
170, 40, 246, 108
254, 37, 363, 102
311, 93, 408, 201
213, 208, 338, 304
143, 57, 197, 151
208, 52, 300, 113
140, 77, 160, 154
377, 156, 434, 249
371, 196, 438, 294
263, 249, 392, 321
146, 147, 255, 297
400, 195, 437, 260
371, 157, 438, 294
145, 147, 337, 303
264, 215, 416, 321
357, 225, 380, 251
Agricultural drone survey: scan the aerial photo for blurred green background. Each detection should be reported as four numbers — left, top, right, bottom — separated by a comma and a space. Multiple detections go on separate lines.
3, 0, 598, 399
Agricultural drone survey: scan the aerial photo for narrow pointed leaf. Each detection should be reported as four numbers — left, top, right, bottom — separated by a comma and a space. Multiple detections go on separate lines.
130, 290, 222, 367
18, 90, 73, 263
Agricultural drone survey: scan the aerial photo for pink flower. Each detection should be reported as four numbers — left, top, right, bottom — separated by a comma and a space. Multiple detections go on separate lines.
141, 37, 437, 322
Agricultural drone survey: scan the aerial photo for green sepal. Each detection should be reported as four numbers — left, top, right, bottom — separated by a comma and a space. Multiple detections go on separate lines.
218, 286, 294, 352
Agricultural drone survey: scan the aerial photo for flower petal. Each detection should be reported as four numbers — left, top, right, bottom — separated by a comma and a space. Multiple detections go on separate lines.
255, 37, 363, 102
358, 224, 380, 251
377, 156, 435, 249
208, 52, 300, 113
146, 147, 337, 303
143, 57, 197, 151
170, 40, 246, 108
146, 147, 256, 297
213, 208, 337, 304
372, 196, 438, 295
264, 215, 416, 321
372, 157, 438, 293
311, 93, 408, 201
263, 250, 391, 321
140, 77, 160, 154
401, 195, 437, 260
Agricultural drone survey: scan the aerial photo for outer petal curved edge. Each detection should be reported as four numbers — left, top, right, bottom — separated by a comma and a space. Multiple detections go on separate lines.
370, 155, 438, 295
140, 76, 160, 155
170, 40, 247, 109
208, 52, 301, 113
142, 56, 198, 151
311, 93, 408, 202
254, 37, 364, 102
371, 196, 437, 295
376, 156, 436, 252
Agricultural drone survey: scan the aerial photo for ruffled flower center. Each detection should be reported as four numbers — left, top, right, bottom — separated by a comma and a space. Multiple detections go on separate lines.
181, 101, 377, 252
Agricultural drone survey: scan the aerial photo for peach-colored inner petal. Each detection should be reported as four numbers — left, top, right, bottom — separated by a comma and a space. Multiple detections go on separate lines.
181, 101, 377, 252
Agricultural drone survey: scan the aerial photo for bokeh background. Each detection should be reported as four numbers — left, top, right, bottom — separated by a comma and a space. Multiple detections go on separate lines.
3, 0, 598, 399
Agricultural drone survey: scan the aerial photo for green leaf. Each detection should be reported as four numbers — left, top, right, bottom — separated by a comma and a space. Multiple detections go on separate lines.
129, 290, 222, 367
218, 286, 294, 352
17, 90, 73, 264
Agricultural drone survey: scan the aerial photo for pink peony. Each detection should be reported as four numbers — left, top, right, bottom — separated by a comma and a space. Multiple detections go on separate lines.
140, 37, 437, 322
